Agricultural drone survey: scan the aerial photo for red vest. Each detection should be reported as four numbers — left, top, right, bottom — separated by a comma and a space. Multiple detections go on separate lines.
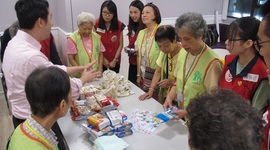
220, 54, 268, 102
128, 25, 138, 65
95, 19, 123, 64
40, 36, 51, 60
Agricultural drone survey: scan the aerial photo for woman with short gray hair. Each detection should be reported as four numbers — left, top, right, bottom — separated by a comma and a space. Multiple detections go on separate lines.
163, 12, 223, 120
67, 12, 105, 78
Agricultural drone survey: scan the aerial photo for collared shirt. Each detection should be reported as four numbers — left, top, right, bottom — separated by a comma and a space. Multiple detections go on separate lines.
24, 116, 58, 148
3, 30, 82, 119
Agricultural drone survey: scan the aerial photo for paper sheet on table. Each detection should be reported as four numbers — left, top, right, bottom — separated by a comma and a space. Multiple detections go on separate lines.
94, 135, 129, 150
130, 108, 163, 134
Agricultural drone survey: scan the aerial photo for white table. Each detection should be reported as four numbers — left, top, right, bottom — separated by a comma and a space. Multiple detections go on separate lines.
58, 79, 189, 150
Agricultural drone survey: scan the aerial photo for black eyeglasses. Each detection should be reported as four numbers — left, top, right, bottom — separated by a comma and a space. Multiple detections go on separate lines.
254, 39, 270, 51
102, 11, 113, 16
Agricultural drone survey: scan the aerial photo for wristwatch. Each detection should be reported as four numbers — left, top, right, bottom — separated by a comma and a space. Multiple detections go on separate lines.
114, 57, 119, 61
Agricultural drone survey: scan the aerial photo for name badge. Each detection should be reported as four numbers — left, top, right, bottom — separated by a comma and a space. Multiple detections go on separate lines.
176, 92, 183, 102
96, 28, 105, 33
243, 73, 259, 82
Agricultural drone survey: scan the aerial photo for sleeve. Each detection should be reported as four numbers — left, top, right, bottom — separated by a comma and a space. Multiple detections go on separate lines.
66, 37, 78, 55
49, 33, 63, 65
100, 42, 106, 53
252, 80, 270, 115
27, 54, 82, 100
174, 56, 180, 78
156, 51, 165, 68
1, 29, 12, 63
204, 59, 223, 91
120, 22, 126, 31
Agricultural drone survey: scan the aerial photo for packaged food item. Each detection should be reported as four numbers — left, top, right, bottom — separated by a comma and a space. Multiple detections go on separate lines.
156, 105, 181, 122
115, 129, 133, 138
87, 113, 110, 130
114, 120, 133, 132
70, 100, 95, 120
106, 110, 123, 126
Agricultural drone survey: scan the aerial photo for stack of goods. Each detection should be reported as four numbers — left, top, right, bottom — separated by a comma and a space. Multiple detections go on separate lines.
80, 69, 135, 100
82, 110, 133, 142
70, 94, 119, 120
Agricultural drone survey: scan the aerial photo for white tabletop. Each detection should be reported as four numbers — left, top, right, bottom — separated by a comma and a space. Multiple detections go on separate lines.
58, 79, 189, 150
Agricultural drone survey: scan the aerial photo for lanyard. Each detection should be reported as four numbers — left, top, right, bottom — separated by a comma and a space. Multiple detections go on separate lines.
24, 121, 56, 150
140, 24, 158, 67
82, 34, 93, 63
183, 44, 205, 82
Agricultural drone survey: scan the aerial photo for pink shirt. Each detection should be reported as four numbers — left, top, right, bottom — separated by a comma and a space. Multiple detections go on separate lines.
66, 36, 106, 55
2, 30, 82, 119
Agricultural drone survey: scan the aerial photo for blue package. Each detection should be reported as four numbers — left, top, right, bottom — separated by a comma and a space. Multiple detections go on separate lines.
156, 105, 181, 122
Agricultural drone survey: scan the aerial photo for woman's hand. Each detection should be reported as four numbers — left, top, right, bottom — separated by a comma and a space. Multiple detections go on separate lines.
103, 58, 110, 68
158, 79, 173, 88
171, 109, 187, 120
109, 60, 117, 68
138, 90, 154, 101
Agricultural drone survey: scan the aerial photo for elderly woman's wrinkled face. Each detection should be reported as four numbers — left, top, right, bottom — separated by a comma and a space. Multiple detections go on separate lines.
177, 28, 202, 54
157, 38, 175, 54
79, 22, 93, 37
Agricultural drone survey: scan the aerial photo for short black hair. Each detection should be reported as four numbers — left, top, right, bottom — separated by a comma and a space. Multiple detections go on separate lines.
15, 0, 49, 30
25, 66, 70, 118
155, 25, 176, 43
98, 0, 119, 31
187, 89, 263, 150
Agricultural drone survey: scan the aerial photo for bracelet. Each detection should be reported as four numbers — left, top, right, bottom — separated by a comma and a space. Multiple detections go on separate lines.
114, 57, 119, 61
148, 87, 154, 91
136, 74, 140, 77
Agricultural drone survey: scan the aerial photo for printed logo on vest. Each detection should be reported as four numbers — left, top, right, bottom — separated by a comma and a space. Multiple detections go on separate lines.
243, 73, 259, 82
225, 70, 233, 82
111, 35, 118, 42
193, 71, 202, 84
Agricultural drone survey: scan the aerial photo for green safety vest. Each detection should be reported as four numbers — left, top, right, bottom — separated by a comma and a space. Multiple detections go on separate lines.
137, 29, 160, 69
176, 45, 219, 109
69, 30, 100, 72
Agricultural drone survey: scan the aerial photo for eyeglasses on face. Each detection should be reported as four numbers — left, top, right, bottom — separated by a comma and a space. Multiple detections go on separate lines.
102, 11, 113, 16
254, 39, 270, 51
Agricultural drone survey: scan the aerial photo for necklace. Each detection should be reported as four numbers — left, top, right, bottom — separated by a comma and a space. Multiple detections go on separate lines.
140, 24, 158, 67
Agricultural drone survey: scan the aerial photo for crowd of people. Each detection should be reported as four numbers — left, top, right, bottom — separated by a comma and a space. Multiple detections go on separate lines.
1, 0, 270, 149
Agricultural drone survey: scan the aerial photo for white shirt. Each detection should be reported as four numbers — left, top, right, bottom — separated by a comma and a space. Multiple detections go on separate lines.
3, 30, 82, 119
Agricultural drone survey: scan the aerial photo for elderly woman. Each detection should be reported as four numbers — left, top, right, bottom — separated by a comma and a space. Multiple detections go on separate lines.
136, 2, 161, 93
139, 25, 182, 104
67, 12, 105, 77
163, 12, 223, 119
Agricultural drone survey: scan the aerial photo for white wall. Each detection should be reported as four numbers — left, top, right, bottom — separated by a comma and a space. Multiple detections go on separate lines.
0, 0, 226, 79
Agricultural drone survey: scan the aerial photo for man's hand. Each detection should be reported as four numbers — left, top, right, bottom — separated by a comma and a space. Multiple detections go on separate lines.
80, 68, 98, 84
84, 59, 98, 71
